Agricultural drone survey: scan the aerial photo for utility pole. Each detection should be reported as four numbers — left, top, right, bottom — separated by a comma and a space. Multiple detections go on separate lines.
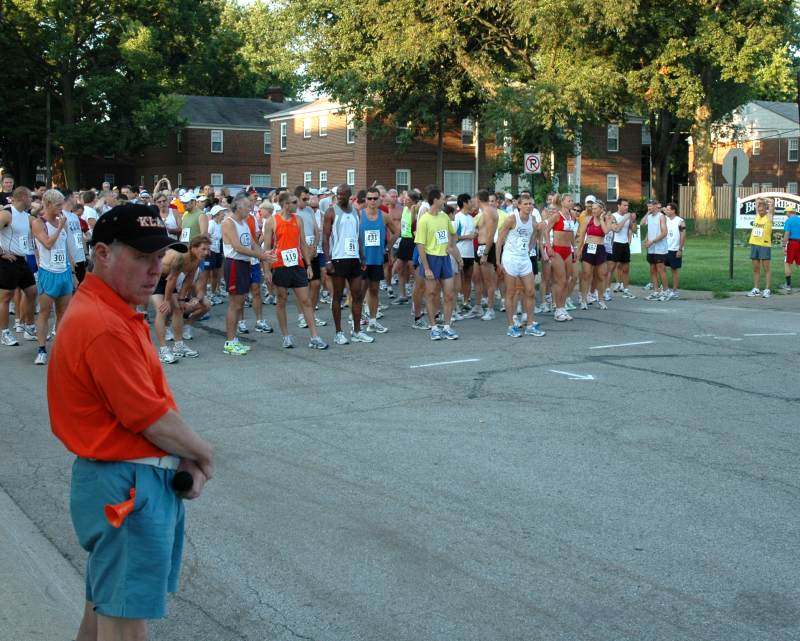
45, 90, 52, 186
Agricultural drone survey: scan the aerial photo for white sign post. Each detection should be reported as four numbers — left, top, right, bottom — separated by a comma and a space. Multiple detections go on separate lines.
523, 153, 542, 175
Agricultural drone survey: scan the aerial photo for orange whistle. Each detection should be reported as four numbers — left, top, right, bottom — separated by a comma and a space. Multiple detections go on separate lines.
104, 488, 136, 528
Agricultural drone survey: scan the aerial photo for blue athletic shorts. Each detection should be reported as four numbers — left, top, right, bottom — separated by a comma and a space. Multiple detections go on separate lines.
419, 254, 453, 280
70, 458, 185, 620
37, 268, 73, 298
26, 254, 38, 274
412, 246, 419, 268
249, 262, 262, 285
201, 251, 223, 271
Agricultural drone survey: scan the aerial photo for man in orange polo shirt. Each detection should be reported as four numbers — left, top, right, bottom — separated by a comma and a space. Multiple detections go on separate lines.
48, 203, 214, 641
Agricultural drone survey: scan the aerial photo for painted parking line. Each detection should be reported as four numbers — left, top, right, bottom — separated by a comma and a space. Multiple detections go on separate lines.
743, 332, 797, 337
589, 340, 655, 350
410, 358, 481, 369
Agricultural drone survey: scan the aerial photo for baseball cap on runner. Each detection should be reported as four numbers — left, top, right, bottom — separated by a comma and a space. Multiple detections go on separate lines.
208, 204, 228, 216
89, 203, 188, 253
179, 191, 197, 203
585, 194, 597, 204
785, 203, 797, 212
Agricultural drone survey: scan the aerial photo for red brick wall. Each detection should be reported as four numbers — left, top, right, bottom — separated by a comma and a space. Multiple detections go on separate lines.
711, 139, 800, 192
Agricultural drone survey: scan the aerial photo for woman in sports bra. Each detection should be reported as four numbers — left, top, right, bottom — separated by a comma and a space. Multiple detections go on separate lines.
544, 194, 578, 321
578, 199, 612, 310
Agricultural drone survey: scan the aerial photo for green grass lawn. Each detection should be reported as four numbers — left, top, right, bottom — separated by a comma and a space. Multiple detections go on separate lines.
625, 219, 789, 294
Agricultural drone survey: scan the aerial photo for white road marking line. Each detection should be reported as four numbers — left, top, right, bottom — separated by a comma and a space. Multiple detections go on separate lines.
713, 336, 743, 341
589, 340, 655, 350
743, 332, 797, 337
549, 370, 595, 380
410, 358, 481, 369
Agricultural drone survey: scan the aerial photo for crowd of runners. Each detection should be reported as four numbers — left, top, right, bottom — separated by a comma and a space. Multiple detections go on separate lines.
2, 170, 797, 365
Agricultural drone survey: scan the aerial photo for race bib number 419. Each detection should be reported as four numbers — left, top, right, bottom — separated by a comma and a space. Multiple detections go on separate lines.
281, 248, 299, 267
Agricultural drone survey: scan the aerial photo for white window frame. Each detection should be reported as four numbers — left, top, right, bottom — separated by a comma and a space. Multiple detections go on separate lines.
346, 116, 355, 144
139, 175, 145, 186
461, 118, 475, 146
211, 129, 224, 153
395, 169, 410, 192
319, 170, 328, 189
319, 115, 328, 137
279, 172, 287, 188
264, 130, 271, 155
443, 170, 475, 197
210, 173, 223, 186
751, 182, 760, 192
303, 118, 312, 139
250, 174, 271, 188
607, 125, 619, 152
303, 171, 312, 187
761, 182, 773, 190
788, 138, 798, 162
280, 122, 287, 151
346, 169, 355, 186
752, 138, 761, 156
606, 174, 619, 202
177, 130, 183, 153
786, 181, 798, 194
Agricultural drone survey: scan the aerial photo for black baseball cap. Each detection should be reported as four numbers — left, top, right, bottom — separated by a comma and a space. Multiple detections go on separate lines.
89, 203, 187, 253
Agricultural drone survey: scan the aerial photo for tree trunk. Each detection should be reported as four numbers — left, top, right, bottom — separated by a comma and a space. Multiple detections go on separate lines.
435, 113, 444, 189
691, 99, 717, 234
650, 109, 681, 204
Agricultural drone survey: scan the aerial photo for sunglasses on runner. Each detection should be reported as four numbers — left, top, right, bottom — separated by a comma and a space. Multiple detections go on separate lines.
366, 196, 379, 201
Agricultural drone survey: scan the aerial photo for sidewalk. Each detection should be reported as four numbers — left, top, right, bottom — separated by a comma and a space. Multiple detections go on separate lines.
0, 487, 83, 641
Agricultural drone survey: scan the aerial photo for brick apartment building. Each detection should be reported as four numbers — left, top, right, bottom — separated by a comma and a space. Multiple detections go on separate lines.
266, 98, 496, 195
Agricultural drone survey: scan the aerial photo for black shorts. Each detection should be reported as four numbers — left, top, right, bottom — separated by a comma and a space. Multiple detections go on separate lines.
224, 258, 251, 295
154, 275, 168, 296
666, 250, 682, 270
462, 257, 475, 272
74, 261, 87, 284
272, 265, 309, 289
610, 242, 630, 264
310, 255, 321, 281
0, 256, 35, 291
647, 253, 667, 265
529, 255, 538, 276
332, 258, 362, 280
581, 244, 608, 266
364, 264, 384, 282
397, 237, 415, 261
477, 245, 497, 266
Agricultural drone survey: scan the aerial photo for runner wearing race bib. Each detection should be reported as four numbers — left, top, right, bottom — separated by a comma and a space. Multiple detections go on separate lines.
360, 187, 399, 334
607, 198, 636, 299
642, 199, 669, 300
578, 200, 611, 312
263, 191, 327, 350
453, 194, 478, 316
747, 197, 774, 298
204, 205, 226, 304
31, 189, 77, 365
294, 186, 327, 330
392, 192, 419, 307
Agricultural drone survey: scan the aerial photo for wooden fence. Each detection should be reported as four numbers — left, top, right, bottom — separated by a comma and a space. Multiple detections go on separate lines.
678, 185, 787, 219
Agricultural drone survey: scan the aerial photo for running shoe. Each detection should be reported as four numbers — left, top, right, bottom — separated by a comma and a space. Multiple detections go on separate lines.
480, 309, 495, 321
441, 326, 459, 340
779, 284, 792, 293
534, 305, 544, 314
554, 309, 569, 322
255, 320, 273, 333
603, 289, 612, 301
34, 350, 47, 365
172, 341, 199, 358
762, 288, 771, 298
232, 338, 251, 352
376, 310, 385, 319
565, 298, 577, 311
199, 313, 210, 321
460, 303, 472, 314
351, 330, 375, 343
223, 341, 248, 356
658, 289, 673, 302
541, 302, 552, 314
622, 289, 637, 299
14, 320, 23, 333
430, 327, 443, 340
524, 323, 546, 337
746, 288, 760, 297
644, 282, 653, 290
308, 336, 329, 350
264, 294, 276, 305
367, 320, 388, 333
1, 329, 19, 346
464, 306, 480, 319
412, 318, 431, 330
165, 326, 174, 341
23, 326, 37, 341
579, 298, 588, 310
391, 297, 409, 305
670, 290, 680, 299
334, 331, 350, 345
598, 301, 608, 310
182, 326, 193, 340
238, 320, 249, 334
319, 291, 331, 304
499, 298, 506, 313
211, 295, 223, 306
387, 286, 395, 299
159, 346, 178, 364
282, 335, 295, 348
645, 292, 661, 301
314, 316, 327, 326
451, 311, 464, 322
507, 325, 522, 338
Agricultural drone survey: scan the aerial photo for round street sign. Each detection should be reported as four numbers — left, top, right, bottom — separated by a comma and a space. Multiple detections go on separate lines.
721, 148, 749, 186
524, 153, 542, 174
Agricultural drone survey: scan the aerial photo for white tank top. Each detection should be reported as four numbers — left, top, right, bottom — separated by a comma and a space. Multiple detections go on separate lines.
646, 212, 668, 254
222, 216, 252, 261
330, 205, 359, 259
504, 211, 533, 260
36, 220, 69, 273
296, 206, 316, 249
0, 207, 32, 257
313, 209, 323, 254
65, 211, 86, 262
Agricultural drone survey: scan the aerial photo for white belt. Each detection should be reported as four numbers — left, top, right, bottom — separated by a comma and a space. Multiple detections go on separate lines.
124, 455, 180, 470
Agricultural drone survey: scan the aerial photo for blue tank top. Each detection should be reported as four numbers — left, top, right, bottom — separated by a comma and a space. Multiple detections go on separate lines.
360, 211, 385, 266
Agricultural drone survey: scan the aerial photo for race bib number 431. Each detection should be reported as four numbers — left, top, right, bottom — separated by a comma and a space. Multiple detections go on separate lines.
364, 230, 380, 246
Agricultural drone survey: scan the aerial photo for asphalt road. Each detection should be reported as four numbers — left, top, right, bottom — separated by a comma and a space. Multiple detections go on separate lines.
1, 290, 799, 641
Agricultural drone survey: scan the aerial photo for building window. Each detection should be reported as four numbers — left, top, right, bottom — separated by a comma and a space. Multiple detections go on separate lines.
395, 169, 410, 192
607, 125, 619, 152
210, 173, 223, 186
787, 182, 798, 194
346, 116, 355, 144
280, 122, 287, 150
461, 118, 475, 145
788, 138, 798, 162
319, 171, 328, 189
346, 169, 355, 186
641, 124, 651, 145
250, 174, 271, 187
177, 130, 183, 153
264, 131, 271, 155
761, 182, 773, 190
319, 115, 328, 137
139, 175, 145, 186
606, 174, 619, 201
280, 172, 287, 188
303, 171, 312, 187
303, 118, 312, 139
211, 130, 223, 153
751, 182, 760, 192
443, 170, 475, 196
752, 138, 761, 156
177, 172, 182, 186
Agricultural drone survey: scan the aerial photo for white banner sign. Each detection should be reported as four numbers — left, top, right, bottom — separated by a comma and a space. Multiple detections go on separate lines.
735, 191, 800, 230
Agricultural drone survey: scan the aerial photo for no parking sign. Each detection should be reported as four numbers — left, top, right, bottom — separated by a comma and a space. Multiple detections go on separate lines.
524, 153, 542, 175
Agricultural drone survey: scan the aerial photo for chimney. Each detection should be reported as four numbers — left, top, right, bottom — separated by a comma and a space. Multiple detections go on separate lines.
266, 86, 284, 103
